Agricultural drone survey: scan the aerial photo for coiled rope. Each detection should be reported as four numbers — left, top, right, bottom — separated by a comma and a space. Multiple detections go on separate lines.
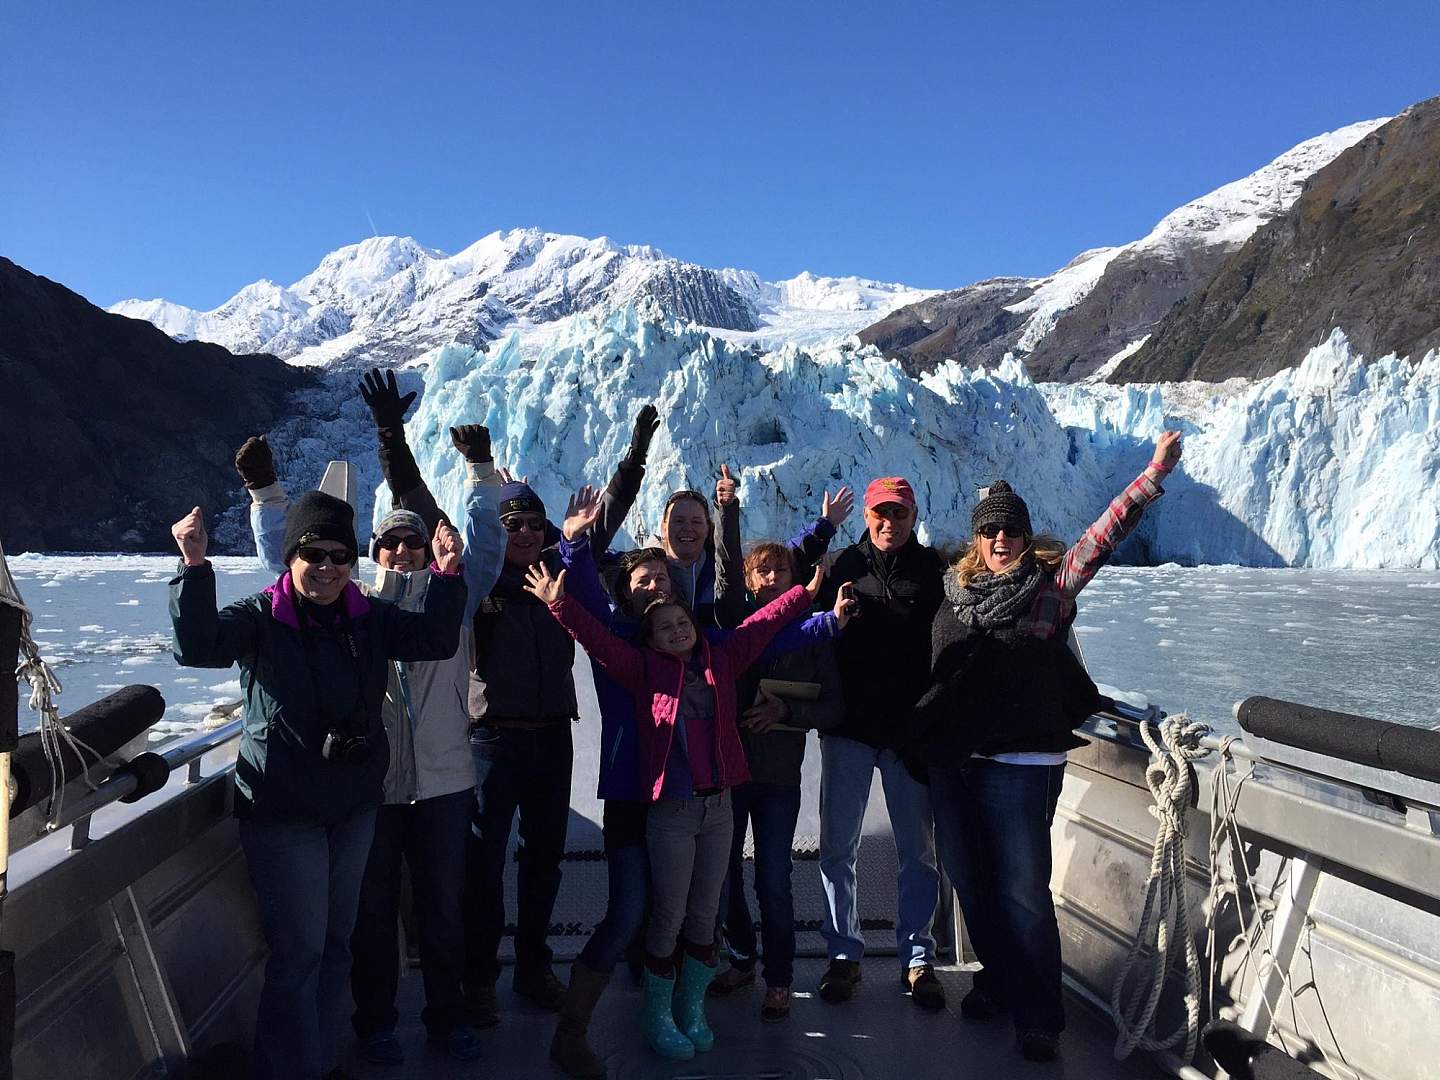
1111, 714, 1213, 1063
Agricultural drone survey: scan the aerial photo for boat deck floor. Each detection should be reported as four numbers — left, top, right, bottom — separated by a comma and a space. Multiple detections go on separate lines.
339, 958, 1170, 1080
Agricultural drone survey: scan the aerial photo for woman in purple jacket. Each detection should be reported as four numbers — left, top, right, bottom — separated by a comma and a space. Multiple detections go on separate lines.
525, 560, 853, 1062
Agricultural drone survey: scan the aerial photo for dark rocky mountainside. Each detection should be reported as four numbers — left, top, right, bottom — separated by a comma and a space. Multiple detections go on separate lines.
1113, 98, 1440, 382
857, 277, 1035, 371
0, 258, 313, 552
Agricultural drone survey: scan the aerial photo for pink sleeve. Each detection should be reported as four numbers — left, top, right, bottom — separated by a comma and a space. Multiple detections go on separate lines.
547, 595, 648, 693
718, 585, 813, 674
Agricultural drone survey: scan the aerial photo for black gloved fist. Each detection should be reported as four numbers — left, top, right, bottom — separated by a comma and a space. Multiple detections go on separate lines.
234, 436, 276, 490
359, 368, 417, 432
620, 403, 660, 468
449, 424, 493, 464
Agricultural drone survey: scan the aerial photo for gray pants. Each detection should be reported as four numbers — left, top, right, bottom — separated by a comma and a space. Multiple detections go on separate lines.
645, 790, 734, 958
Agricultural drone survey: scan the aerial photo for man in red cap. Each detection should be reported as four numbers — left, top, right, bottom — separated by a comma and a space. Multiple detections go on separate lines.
813, 476, 947, 1010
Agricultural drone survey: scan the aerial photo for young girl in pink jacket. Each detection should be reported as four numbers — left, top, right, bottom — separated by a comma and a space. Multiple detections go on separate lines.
524, 561, 853, 1061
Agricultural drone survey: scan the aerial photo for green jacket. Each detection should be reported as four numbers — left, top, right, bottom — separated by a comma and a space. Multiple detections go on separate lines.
169, 560, 466, 823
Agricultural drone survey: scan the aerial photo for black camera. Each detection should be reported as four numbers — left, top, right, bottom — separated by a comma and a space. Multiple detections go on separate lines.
321, 730, 370, 762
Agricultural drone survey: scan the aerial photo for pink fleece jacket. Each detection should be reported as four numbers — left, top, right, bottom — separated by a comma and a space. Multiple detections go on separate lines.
547, 584, 813, 802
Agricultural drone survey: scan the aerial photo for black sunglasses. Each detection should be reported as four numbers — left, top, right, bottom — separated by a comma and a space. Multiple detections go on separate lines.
502, 515, 547, 534
375, 533, 427, 552
977, 523, 1027, 540
295, 545, 358, 566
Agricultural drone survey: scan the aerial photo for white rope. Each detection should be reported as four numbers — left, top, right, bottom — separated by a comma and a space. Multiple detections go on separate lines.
1111, 714, 1212, 1062
1, 544, 105, 823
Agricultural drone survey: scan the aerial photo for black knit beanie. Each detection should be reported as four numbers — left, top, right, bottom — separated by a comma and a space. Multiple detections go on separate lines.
971, 480, 1033, 536
281, 491, 357, 565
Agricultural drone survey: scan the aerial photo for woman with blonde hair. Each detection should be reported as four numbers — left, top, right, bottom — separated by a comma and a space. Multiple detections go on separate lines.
910, 431, 1182, 1064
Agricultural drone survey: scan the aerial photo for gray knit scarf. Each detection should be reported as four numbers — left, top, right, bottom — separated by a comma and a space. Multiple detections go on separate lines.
946, 558, 1045, 630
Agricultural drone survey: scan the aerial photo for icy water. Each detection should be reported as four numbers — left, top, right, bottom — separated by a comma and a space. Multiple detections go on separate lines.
6, 555, 1439, 737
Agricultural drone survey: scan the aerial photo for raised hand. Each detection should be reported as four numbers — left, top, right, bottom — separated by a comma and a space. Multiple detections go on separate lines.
804, 564, 825, 602
833, 581, 859, 629
449, 424, 492, 464
497, 466, 529, 485
523, 561, 567, 605
432, 519, 464, 574
621, 403, 661, 468
562, 484, 603, 541
172, 506, 208, 567
822, 485, 855, 529
358, 368, 417, 431
741, 688, 789, 734
234, 436, 276, 489
715, 464, 738, 507
1151, 430, 1183, 471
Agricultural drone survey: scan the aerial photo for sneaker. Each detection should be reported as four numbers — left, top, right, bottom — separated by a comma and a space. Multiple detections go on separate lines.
902, 963, 946, 1010
1017, 1029, 1060, 1063
817, 959, 862, 1004
444, 1026, 484, 1062
706, 964, 757, 997
760, 986, 791, 1023
358, 1031, 404, 1065
465, 981, 499, 1028
513, 965, 567, 1011
960, 984, 1006, 1021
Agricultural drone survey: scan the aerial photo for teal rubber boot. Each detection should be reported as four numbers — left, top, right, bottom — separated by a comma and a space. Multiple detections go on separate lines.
641, 969, 695, 1061
673, 953, 718, 1052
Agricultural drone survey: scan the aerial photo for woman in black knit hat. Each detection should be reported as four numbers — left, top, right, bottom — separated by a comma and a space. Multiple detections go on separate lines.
910, 431, 1182, 1063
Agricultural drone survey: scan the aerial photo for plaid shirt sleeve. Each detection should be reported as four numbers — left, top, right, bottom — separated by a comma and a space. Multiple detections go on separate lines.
1055, 464, 1169, 601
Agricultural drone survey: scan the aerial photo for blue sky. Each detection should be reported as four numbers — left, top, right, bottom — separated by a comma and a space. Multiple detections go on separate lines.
3, 2, 1437, 310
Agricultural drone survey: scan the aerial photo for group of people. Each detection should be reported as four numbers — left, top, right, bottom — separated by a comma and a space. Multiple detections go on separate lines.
168, 366, 1182, 1079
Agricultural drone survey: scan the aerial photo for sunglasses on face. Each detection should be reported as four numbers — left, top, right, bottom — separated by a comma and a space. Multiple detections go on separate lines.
502, 515, 547, 534
295, 545, 358, 566
375, 533, 427, 552
868, 505, 912, 522
977, 523, 1027, 540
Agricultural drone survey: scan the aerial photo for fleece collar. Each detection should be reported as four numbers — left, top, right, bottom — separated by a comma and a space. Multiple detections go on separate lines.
263, 570, 370, 629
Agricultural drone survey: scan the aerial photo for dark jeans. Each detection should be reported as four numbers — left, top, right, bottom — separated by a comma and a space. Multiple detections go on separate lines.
463, 723, 573, 987
576, 799, 649, 974
239, 807, 377, 1080
351, 788, 472, 1037
930, 758, 1067, 1035
717, 781, 803, 987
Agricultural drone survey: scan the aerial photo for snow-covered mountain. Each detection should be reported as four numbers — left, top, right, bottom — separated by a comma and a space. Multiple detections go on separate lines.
339, 307, 1437, 571
110, 230, 934, 367
861, 117, 1389, 380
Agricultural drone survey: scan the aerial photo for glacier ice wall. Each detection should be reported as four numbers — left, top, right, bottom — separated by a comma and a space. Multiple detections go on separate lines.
389, 312, 1437, 570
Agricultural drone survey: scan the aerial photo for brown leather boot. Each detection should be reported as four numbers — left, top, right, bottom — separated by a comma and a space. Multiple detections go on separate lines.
550, 961, 612, 1078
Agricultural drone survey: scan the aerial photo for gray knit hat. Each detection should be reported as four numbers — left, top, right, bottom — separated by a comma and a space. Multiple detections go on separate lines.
971, 480, 1033, 536
369, 508, 430, 562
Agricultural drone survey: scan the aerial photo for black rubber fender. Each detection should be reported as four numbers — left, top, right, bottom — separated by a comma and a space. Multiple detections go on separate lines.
118, 751, 171, 804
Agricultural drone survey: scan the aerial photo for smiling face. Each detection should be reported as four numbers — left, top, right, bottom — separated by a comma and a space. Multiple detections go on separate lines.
978, 525, 1028, 574
375, 527, 427, 572
502, 513, 547, 567
289, 539, 355, 605
627, 558, 673, 610
865, 502, 915, 553
745, 551, 794, 605
661, 495, 709, 567
644, 602, 699, 656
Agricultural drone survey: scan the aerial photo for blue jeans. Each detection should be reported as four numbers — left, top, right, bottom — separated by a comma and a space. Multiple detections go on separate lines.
239, 807, 377, 1080
818, 734, 938, 967
351, 788, 472, 1037
717, 781, 803, 987
930, 758, 1067, 1035
576, 800, 650, 974
463, 723, 573, 986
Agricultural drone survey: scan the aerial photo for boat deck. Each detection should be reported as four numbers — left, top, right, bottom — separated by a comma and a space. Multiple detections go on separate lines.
338, 958, 1170, 1080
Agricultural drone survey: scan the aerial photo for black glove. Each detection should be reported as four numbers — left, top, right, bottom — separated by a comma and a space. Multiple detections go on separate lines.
233, 436, 276, 490
359, 368, 417, 432
619, 403, 660, 469
449, 424, 493, 464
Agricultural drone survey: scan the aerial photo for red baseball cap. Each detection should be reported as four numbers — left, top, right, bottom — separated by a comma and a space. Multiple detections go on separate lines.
864, 477, 916, 512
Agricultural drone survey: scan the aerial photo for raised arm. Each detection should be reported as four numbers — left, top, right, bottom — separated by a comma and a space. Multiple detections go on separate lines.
451, 425, 506, 603
718, 574, 818, 675
235, 437, 288, 577
591, 404, 660, 553
525, 563, 649, 693
169, 507, 262, 667
358, 368, 448, 533
712, 464, 746, 630
1056, 431, 1181, 600
379, 521, 467, 661
789, 485, 850, 577
557, 486, 613, 624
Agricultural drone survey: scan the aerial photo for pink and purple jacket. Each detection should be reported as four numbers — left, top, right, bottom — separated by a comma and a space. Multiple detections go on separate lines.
547, 584, 814, 802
